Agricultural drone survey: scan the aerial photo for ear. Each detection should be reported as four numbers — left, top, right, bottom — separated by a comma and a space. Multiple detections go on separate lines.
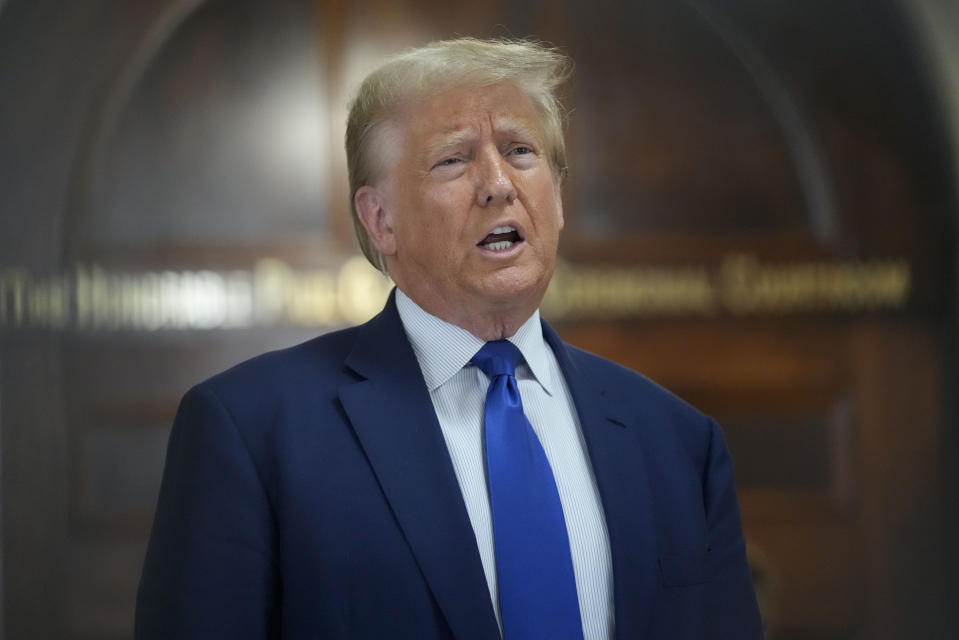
553, 177, 565, 231
354, 185, 397, 257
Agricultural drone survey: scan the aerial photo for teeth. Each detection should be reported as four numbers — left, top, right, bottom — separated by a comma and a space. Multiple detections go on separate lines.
491, 225, 515, 234
486, 240, 514, 251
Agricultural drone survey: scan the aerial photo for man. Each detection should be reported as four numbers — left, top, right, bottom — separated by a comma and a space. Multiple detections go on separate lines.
136, 38, 762, 639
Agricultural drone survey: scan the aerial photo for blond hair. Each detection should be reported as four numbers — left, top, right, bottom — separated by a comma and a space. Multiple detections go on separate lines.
345, 38, 572, 271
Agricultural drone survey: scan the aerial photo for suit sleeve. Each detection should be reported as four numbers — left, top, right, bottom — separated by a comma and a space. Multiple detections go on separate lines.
135, 385, 278, 639
702, 416, 764, 638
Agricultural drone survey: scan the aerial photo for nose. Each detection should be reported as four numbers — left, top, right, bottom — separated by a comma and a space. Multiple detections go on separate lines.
475, 149, 516, 207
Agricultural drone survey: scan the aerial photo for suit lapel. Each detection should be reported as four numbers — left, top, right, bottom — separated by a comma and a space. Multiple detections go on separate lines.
543, 322, 658, 640
338, 293, 499, 640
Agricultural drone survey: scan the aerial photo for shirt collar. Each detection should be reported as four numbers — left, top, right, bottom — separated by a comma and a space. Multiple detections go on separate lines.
395, 289, 554, 395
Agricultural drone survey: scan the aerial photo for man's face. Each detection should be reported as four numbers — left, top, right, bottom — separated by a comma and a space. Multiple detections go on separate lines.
358, 81, 564, 328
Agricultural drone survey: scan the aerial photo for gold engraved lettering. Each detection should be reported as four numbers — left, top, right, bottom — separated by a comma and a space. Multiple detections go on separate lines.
0, 253, 915, 331
718, 253, 910, 314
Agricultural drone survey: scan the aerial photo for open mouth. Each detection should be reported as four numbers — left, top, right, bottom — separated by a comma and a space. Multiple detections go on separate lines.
477, 225, 524, 252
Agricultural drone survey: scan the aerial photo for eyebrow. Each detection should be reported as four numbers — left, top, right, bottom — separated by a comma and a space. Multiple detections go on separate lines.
424, 129, 478, 159
493, 120, 542, 144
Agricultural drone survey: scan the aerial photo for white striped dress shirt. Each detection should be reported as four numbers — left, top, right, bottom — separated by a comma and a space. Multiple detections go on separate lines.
396, 290, 614, 640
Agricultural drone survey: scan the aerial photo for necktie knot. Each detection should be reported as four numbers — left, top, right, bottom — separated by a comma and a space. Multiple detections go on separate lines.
472, 340, 522, 379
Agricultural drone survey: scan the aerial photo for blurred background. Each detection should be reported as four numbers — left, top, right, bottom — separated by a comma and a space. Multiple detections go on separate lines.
1, 0, 957, 638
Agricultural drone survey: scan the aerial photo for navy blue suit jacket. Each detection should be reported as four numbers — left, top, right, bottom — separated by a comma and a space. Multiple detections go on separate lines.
136, 292, 762, 639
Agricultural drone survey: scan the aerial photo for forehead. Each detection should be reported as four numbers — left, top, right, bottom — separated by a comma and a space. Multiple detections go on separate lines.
398, 81, 544, 142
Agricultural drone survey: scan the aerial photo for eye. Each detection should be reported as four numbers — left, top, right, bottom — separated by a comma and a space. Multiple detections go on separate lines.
434, 157, 462, 168
510, 145, 534, 156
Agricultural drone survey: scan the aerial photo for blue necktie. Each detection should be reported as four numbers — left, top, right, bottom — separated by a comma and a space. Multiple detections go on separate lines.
472, 340, 583, 640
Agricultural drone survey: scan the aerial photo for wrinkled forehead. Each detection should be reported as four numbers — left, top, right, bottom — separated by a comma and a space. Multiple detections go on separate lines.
399, 81, 545, 143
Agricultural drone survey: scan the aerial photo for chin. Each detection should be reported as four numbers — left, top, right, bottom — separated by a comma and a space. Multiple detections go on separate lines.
474, 269, 551, 306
